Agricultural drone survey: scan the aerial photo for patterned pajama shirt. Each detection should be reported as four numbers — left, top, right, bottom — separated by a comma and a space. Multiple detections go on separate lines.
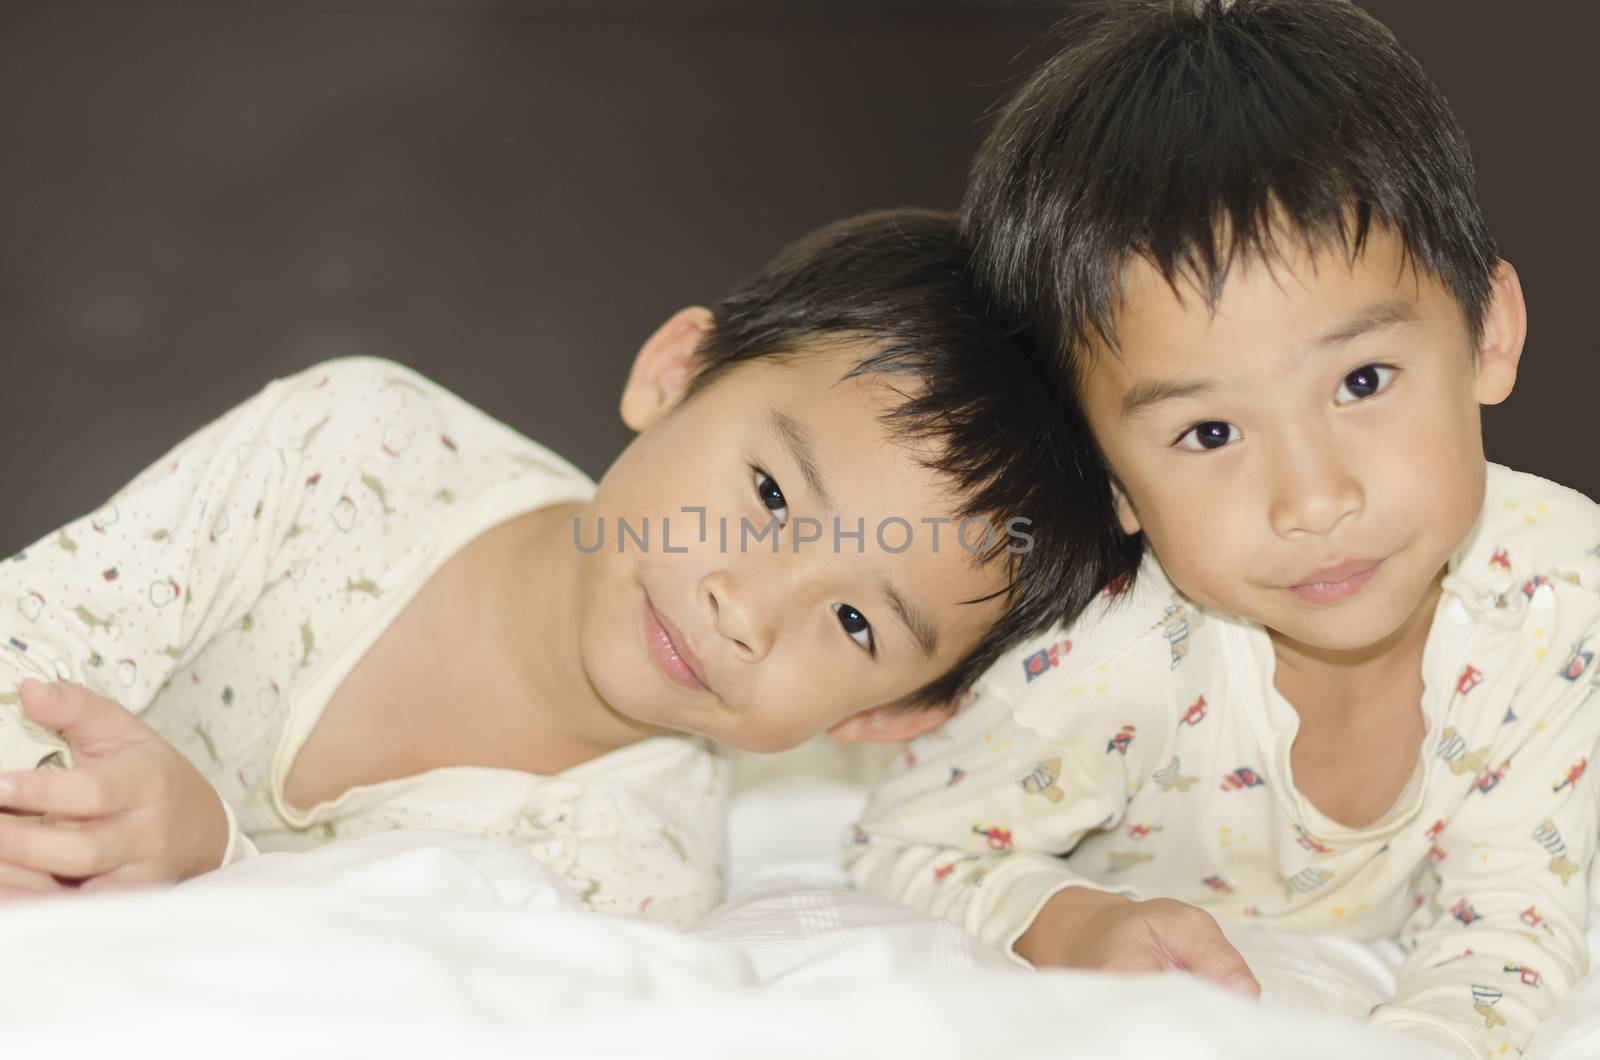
0, 357, 727, 928
848, 464, 1600, 1055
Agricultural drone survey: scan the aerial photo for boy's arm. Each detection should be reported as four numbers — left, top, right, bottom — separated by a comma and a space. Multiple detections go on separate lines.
843, 673, 1148, 960
0, 678, 250, 887
845, 568, 1268, 990
845, 622, 1261, 996
0, 360, 367, 876
1371, 659, 1600, 1057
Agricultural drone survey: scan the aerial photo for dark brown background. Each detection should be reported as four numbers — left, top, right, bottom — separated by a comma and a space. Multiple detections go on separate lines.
1, 0, 1593, 555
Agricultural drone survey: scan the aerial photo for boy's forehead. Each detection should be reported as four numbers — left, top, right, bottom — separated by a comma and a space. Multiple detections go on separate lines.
1092, 226, 1429, 369
732, 345, 936, 445
748, 412, 1009, 659
753, 391, 958, 517
718, 335, 922, 395
710, 340, 1010, 532
738, 367, 1006, 573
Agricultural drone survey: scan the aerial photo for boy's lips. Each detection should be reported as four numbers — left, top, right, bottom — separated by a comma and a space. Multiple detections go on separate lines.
1287, 559, 1382, 605
642, 594, 711, 693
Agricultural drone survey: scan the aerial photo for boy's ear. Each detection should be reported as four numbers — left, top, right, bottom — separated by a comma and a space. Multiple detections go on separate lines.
826, 700, 957, 744
620, 306, 714, 431
1473, 260, 1526, 407
1111, 475, 1143, 536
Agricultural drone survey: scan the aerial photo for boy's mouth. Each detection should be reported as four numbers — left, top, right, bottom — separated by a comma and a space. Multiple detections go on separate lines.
643, 593, 711, 693
1287, 559, 1382, 605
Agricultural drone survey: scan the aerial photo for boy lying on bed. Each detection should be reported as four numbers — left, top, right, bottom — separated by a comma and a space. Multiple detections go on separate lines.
0, 208, 1127, 927
846, 2, 1600, 1056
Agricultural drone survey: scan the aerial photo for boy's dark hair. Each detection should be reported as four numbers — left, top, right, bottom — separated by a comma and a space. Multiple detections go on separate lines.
962, 0, 1500, 383
683, 208, 1134, 707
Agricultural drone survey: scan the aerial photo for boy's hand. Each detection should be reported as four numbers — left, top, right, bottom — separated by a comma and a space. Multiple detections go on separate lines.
1016, 887, 1261, 998
0, 679, 229, 895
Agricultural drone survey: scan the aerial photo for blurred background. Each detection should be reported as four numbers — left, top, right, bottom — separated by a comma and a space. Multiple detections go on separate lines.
1, 0, 1595, 555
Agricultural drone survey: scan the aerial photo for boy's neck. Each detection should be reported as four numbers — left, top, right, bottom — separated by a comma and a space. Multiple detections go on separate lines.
473, 500, 662, 764
1269, 566, 1447, 717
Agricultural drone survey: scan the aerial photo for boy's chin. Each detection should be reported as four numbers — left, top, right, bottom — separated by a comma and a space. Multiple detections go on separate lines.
599, 691, 730, 746
589, 684, 678, 741
1270, 620, 1400, 657
1263, 594, 1433, 658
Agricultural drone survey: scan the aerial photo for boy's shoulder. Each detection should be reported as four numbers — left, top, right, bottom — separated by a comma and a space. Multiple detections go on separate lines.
975, 552, 1182, 709
266, 357, 597, 497
1450, 463, 1600, 597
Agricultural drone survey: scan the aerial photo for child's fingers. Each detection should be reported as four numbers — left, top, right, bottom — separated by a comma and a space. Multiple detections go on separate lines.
0, 766, 130, 819
1166, 911, 1260, 998
17, 679, 142, 753
15, 679, 76, 727
0, 816, 133, 880
78, 863, 154, 894
1187, 937, 1261, 998
0, 859, 69, 897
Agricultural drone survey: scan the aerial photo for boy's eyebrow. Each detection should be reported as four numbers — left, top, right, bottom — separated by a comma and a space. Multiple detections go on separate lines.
1121, 298, 1421, 418
878, 574, 939, 657
1313, 297, 1418, 348
1121, 378, 1213, 418
769, 410, 837, 518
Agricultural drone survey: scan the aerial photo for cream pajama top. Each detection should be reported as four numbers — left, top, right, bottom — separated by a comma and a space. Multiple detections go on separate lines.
847, 464, 1600, 1056
0, 357, 727, 928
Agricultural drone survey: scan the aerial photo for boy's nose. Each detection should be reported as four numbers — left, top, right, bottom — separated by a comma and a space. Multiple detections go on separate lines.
1268, 436, 1363, 538
701, 570, 773, 661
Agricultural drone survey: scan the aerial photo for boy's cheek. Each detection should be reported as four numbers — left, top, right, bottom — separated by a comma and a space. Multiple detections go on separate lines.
1135, 496, 1255, 599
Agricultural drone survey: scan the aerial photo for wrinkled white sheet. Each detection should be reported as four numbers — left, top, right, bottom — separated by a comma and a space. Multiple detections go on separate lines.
0, 764, 1588, 1059
0, 828, 1441, 1060
723, 772, 1600, 1060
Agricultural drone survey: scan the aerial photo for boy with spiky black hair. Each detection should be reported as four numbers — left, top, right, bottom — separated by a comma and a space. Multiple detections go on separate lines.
0, 209, 1128, 928
848, 3, 1600, 1055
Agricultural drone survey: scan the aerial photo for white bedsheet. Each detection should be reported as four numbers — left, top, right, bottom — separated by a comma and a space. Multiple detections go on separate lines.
721, 770, 1600, 1060
0, 759, 1591, 1059
0, 829, 1437, 1060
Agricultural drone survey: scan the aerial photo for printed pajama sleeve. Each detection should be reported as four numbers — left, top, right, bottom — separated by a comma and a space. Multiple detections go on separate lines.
0, 368, 352, 869
1372, 673, 1600, 1057
844, 678, 1144, 962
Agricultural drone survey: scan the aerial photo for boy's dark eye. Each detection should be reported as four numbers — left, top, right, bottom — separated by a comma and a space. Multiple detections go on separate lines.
833, 603, 876, 656
1346, 367, 1379, 398
1175, 420, 1241, 452
752, 468, 789, 526
1334, 363, 1396, 405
